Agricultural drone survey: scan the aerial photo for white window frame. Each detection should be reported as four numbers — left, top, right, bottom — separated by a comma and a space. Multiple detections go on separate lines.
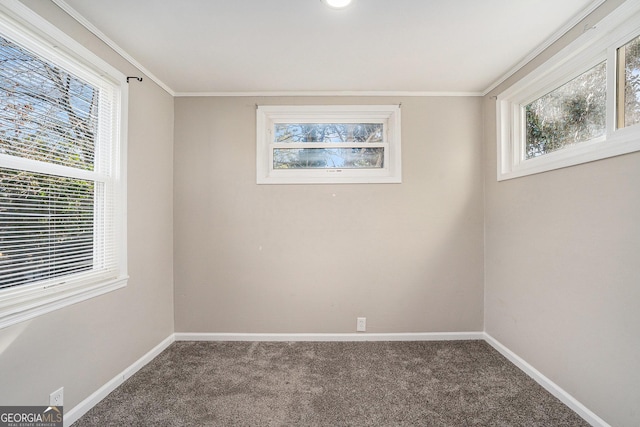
257, 105, 401, 184
496, 1, 640, 181
0, 1, 128, 329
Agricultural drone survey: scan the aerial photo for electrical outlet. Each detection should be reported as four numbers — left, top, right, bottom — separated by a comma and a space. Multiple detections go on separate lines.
49, 387, 63, 406
357, 317, 366, 332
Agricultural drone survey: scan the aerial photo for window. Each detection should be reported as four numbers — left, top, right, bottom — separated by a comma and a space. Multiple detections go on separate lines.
525, 62, 607, 159
496, 1, 640, 180
0, 2, 127, 328
257, 105, 401, 184
617, 34, 640, 128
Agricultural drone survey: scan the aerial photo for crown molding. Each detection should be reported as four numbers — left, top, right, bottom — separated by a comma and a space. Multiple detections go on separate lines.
175, 90, 483, 97
50, 0, 175, 96
51, 0, 606, 99
482, 0, 606, 96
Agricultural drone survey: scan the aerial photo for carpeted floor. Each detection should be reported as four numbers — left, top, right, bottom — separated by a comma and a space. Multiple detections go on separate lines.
73, 340, 589, 426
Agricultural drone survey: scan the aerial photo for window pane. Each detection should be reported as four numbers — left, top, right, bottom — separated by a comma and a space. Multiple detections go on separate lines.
274, 147, 384, 169
525, 62, 606, 159
274, 123, 383, 143
619, 35, 640, 128
0, 168, 94, 289
0, 36, 98, 171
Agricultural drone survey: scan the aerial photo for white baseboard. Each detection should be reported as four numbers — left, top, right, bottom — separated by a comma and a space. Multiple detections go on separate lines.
483, 333, 610, 427
63, 331, 608, 427
174, 331, 485, 342
63, 334, 175, 427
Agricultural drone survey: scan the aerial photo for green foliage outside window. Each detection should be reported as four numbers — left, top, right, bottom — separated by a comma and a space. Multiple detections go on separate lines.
525, 62, 607, 159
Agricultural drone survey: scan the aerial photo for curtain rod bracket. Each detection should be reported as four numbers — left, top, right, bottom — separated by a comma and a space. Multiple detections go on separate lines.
126, 76, 143, 83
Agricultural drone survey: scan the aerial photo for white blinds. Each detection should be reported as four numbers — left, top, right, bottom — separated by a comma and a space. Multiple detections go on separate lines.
0, 32, 118, 291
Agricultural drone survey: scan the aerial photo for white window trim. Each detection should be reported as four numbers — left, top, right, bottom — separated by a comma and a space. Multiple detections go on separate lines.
496, 1, 640, 181
257, 105, 401, 184
0, 0, 128, 329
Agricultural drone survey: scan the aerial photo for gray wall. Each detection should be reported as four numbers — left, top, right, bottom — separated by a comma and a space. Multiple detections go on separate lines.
483, 1, 639, 426
0, 1, 175, 410
174, 96, 484, 333
3, 1, 636, 425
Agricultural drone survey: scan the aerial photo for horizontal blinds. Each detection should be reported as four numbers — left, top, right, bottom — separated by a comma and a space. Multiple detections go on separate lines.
0, 31, 117, 291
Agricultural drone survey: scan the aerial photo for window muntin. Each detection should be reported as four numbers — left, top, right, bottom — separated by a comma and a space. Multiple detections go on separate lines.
257, 105, 401, 184
525, 61, 607, 159
0, 3, 126, 328
496, 2, 640, 181
617, 35, 640, 128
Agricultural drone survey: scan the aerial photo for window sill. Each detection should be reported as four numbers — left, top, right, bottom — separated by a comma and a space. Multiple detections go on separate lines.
0, 276, 128, 329
498, 126, 640, 181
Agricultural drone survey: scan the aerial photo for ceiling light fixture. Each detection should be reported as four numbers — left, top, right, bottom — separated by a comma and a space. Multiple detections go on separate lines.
322, 0, 353, 9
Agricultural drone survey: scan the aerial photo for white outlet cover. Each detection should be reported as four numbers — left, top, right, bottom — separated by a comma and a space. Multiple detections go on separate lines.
357, 317, 366, 332
49, 387, 64, 406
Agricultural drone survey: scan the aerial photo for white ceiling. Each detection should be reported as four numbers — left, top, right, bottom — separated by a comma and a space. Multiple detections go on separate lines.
56, 0, 600, 95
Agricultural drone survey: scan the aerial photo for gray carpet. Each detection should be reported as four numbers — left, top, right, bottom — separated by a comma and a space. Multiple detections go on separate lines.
73, 340, 588, 426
